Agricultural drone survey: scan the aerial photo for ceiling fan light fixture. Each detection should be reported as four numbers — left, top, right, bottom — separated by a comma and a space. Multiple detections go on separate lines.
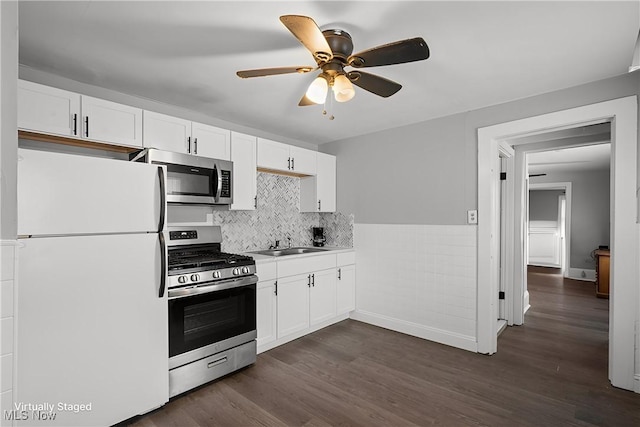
305, 74, 328, 104
332, 74, 355, 102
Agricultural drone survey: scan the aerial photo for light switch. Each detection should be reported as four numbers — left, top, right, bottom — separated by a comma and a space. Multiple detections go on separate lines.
467, 210, 478, 224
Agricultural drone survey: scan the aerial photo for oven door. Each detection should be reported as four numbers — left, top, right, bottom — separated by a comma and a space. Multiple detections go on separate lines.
168, 275, 257, 369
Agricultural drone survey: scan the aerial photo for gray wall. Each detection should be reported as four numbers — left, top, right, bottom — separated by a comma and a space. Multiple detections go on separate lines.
321, 72, 640, 225
530, 170, 610, 270
529, 190, 563, 222
1, 2, 18, 239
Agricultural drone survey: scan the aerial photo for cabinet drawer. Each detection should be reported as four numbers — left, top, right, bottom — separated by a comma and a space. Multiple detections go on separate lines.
256, 261, 277, 281
337, 251, 355, 266
277, 254, 336, 278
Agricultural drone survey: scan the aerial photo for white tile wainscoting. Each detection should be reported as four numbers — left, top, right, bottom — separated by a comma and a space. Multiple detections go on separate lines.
352, 224, 478, 352
0, 241, 16, 427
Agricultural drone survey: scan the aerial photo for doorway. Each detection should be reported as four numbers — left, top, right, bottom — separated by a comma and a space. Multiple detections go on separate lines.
477, 96, 638, 392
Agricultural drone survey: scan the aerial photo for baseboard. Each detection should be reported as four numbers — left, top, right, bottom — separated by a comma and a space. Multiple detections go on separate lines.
634, 374, 640, 394
523, 290, 531, 315
567, 268, 596, 282
350, 310, 477, 353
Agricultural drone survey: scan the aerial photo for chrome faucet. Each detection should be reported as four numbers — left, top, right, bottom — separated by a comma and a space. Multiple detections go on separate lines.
287, 236, 292, 248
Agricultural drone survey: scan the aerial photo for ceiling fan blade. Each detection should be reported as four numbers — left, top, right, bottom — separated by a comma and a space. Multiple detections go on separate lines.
348, 37, 429, 68
347, 71, 402, 97
298, 94, 316, 107
280, 15, 333, 62
236, 66, 314, 79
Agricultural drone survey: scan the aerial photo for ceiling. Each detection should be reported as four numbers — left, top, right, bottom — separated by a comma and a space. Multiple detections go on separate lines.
18, 1, 639, 145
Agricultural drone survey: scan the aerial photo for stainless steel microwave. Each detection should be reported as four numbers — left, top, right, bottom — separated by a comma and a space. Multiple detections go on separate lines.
131, 149, 233, 206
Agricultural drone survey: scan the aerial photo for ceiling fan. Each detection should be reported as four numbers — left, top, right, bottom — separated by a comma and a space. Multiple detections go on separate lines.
236, 15, 430, 110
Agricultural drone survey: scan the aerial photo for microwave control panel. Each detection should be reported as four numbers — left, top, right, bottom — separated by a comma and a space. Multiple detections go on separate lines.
220, 170, 231, 198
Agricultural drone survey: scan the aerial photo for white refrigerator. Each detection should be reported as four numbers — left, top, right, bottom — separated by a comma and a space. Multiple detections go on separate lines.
16, 148, 168, 426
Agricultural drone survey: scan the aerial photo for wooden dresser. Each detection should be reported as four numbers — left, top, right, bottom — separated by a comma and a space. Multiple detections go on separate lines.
595, 249, 610, 299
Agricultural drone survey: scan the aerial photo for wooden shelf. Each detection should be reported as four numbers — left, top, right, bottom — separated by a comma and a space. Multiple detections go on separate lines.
595, 249, 610, 299
18, 130, 141, 154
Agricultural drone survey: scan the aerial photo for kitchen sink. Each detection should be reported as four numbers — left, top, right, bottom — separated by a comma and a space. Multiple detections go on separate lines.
250, 247, 330, 257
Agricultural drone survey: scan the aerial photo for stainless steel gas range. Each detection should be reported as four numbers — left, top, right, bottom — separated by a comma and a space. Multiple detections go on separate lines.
166, 225, 257, 397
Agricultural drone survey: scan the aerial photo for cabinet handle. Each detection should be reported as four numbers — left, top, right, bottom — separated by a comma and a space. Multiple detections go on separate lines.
288, 157, 291, 170
72, 113, 77, 135
318, 200, 321, 211
291, 157, 295, 170
194, 137, 198, 155
187, 136, 191, 153
84, 116, 89, 137
254, 195, 257, 209
312, 273, 315, 287
307, 274, 311, 287
338, 268, 342, 280
274, 281, 278, 296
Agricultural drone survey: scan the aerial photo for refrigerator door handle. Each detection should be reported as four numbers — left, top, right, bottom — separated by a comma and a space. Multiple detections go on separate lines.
157, 166, 166, 232
159, 232, 166, 298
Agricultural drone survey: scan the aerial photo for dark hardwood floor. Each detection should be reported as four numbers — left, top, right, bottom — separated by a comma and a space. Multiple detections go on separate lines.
130, 267, 640, 426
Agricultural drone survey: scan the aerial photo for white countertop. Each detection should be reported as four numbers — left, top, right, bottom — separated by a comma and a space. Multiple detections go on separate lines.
245, 246, 354, 263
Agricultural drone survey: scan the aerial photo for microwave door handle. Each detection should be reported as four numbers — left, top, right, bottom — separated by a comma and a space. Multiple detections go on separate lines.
158, 232, 166, 298
214, 165, 222, 202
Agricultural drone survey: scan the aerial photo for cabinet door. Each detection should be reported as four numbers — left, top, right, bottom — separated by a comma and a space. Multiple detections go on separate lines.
18, 80, 81, 137
192, 122, 231, 160
290, 146, 317, 175
257, 138, 291, 172
230, 132, 257, 210
257, 280, 277, 348
82, 95, 143, 147
317, 152, 337, 212
277, 274, 310, 337
143, 110, 191, 153
336, 265, 356, 314
309, 269, 337, 326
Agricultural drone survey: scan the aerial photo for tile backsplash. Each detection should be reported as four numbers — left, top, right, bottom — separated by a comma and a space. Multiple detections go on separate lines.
168, 172, 353, 253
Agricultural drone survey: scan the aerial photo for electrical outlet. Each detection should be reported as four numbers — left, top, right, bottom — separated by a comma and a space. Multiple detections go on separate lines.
467, 210, 478, 224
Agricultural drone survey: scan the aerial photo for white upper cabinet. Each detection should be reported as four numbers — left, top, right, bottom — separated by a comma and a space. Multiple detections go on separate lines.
192, 122, 231, 160
300, 152, 337, 212
257, 138, 316, 175
143, 111, 231, 160
18, 80, 143, 148
230, 131, 257, 211
81, 95, 143, 147
18, 80, 81, 137
142, 111, 191, 153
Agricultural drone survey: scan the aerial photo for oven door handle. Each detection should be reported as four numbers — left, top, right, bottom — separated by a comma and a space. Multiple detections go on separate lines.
168, 275, 258, 299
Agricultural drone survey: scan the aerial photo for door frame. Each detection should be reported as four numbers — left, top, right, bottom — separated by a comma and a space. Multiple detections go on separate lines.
477, 96, 638, 392
528, 182, 572, 275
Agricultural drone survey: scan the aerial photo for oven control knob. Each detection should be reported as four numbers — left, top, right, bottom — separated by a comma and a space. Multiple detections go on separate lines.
212, 271, 221, 279
178, 276, 187, 284
190, 274, 200, 282
232, 268, 240, 276
242, 267, 250, 274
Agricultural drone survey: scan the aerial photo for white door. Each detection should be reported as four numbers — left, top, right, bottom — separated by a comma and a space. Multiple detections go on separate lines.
289, 146, 317, 175
316, 152, 336, 212
230, 132, 257, 210
143, 110, 191, 153
18, 148, 164, 236
257, 138, 290, 172
336, 265, 356, 314
81, 95, 143, 147
309, 269, 337, 326
17, 233, 168, 427
17, 79, 81, 137
256, 280, 277, 348
277, 274, 310, 337
191, 122, 231, 160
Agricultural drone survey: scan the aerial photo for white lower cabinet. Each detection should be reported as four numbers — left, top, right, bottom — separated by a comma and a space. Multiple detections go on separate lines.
277, 274, 311, 337
256, 251, 355, 354
257, 280, 277, 347
309, 269, 337, 325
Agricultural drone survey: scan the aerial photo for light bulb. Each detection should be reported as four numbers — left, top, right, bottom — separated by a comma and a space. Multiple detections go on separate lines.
305, 75, 328, 104
332, 74, 355, 102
